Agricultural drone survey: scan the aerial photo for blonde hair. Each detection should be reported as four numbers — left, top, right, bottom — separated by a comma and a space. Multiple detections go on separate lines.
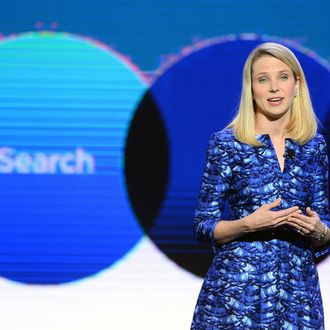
227, 42, 318, 146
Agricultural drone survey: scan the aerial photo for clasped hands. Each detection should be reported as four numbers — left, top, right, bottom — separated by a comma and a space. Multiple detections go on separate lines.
246, 197, 327, 242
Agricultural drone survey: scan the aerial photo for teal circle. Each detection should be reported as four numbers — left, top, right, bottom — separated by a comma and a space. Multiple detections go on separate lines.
0, 32, 146, 284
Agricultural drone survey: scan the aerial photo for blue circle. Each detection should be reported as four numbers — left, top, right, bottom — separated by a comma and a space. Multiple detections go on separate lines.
144, 36, 330, 275
0, 32, 146, 284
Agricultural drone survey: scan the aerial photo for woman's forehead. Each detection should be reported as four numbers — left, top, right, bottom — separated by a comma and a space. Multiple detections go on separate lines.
252, 55, 292, 75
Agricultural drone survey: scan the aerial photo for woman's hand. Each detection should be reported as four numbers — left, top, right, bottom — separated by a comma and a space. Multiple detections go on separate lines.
214, 198, 303, 246
244, 198, 301, 232
286, 207, 328, 243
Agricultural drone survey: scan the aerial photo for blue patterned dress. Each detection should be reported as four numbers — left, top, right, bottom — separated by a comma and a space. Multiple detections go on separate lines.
191, 128, 330, 330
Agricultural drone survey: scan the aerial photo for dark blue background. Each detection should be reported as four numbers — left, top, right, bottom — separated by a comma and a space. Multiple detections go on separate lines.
1, 0, 329, 72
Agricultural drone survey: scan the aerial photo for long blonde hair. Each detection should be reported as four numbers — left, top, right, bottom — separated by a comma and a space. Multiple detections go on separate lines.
227, 42, 318, 146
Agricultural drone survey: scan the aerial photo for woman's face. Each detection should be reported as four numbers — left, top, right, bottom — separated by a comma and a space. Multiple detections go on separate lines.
251, 55, 298, 120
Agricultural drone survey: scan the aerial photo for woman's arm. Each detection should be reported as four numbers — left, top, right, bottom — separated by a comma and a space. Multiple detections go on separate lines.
287, 135, 330, 256
214, 198, 301, 245
193, 132, 231, 246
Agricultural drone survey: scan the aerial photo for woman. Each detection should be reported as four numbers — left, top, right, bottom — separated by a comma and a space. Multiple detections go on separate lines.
191, 42, 330, 329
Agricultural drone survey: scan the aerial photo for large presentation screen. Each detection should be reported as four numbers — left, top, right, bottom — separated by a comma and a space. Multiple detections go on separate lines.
0, 1, 330, 329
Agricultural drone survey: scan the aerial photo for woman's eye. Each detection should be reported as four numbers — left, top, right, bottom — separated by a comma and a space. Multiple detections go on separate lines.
258, 77, 268, 83
279, 75, 288, 80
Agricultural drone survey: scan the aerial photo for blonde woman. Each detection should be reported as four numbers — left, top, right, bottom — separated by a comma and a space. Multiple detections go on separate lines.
191, 42, 330, 329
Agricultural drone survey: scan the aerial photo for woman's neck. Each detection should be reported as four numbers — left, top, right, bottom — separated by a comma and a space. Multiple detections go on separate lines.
255, 113, 291, 140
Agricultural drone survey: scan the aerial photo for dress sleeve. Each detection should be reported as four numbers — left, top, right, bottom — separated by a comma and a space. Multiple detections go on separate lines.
311, 135, 330, 259
193, 132, 232, 247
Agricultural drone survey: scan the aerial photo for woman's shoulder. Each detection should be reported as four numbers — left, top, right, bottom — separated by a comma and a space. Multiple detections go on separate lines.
298, 133, 328, 161
207, 128, 251, 160
210, 127, 236, 144
312, 132, 326, 142
304, 132, 327, 150
210, 127, 249, 153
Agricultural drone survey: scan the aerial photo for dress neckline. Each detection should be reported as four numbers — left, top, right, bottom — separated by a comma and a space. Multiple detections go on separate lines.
255, 134, 296, 174
255, 133, 293, 141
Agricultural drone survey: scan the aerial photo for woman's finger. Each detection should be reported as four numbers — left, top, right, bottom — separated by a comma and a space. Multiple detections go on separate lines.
267, 198, 282, 209
306, 207, 317, 217
286, 220, 304, 234
286, 220, 310, 235
287, 212, 309, 222
273, 216, 289, 227
275, 206, 300, 218
287, 216, 314, 232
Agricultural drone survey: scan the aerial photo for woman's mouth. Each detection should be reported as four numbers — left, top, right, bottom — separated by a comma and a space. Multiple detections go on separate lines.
267, 97, 284, 105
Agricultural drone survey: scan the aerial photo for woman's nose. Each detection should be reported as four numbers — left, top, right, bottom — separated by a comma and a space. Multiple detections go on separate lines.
269, 80, 279, 93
